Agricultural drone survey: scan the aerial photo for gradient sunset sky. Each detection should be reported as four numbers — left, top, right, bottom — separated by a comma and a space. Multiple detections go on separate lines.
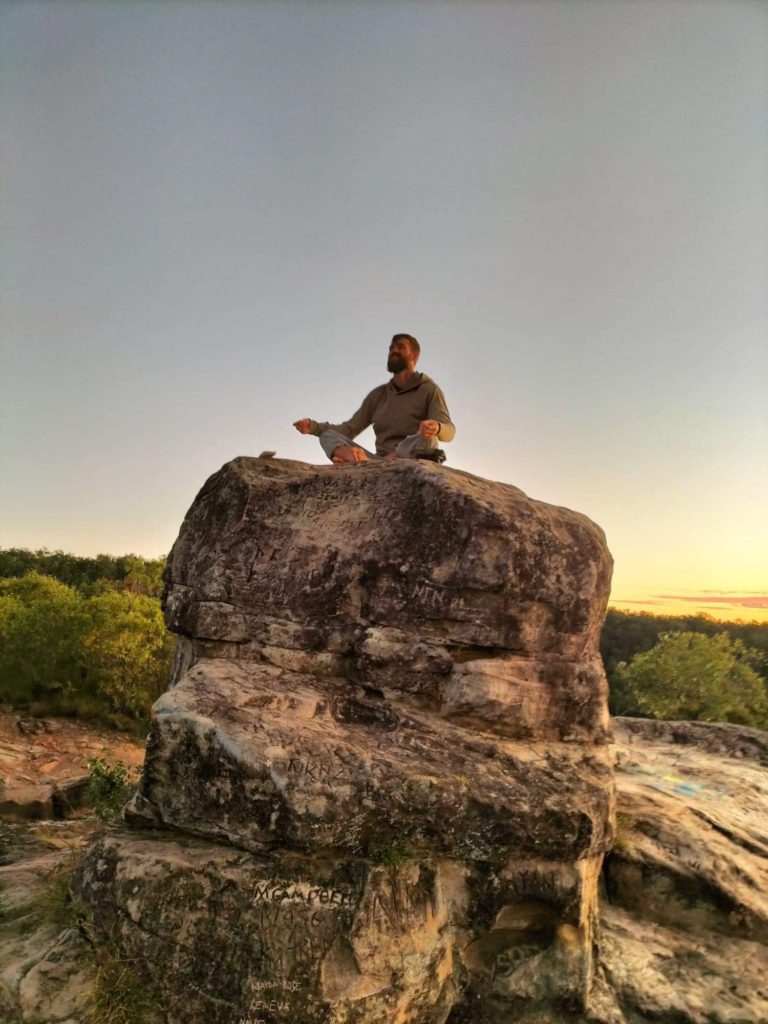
2, 1, 766, 623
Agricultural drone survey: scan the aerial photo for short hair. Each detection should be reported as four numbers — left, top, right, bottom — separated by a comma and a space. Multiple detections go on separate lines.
392, 333, 420, 357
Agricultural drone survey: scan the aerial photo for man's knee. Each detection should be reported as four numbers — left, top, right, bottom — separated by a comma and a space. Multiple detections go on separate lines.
318, 429, 352, 461
394, 432, 437, 458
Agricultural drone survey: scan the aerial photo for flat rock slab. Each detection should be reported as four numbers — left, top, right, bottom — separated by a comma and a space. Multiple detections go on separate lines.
597, 904, 768, 1024
589, 718, 768, 1024
128, 658, 613, 865
0, 782, 56, 822
0, 711, 144, 822
609, 717, 768, 941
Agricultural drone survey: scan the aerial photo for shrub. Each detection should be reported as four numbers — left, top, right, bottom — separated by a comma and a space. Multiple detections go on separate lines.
87, 757, 140, 822
0, 574, 88, 706
0, 572, 173, 725
615, 630, 768, 726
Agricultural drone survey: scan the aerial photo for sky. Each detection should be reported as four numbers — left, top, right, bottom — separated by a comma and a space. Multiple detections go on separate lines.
1, 0, 766, 623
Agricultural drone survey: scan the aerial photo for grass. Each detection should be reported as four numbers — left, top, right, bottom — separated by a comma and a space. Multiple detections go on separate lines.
1, 847, 87, 933
85, 946, 165, 1024
611, 811, 640, 854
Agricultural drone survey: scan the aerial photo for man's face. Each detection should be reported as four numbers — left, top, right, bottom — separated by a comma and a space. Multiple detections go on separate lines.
387, 338, 414, 374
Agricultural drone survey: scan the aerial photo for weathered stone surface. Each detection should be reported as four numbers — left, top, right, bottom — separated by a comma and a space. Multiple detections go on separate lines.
6, 707, 766, 1022
0, 784, 55, 822
72, 457, 615, 1024
16, 928, 93, 1024
0, 821, 101, 1024
73, 827, 608, 1024
126, 658, 613, 864
590, 717, 768, 1024
162, 457, 613, 742
74, 829, 460, 1024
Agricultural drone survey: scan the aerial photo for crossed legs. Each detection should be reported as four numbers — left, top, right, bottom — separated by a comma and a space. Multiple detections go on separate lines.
318, 429, 437, 465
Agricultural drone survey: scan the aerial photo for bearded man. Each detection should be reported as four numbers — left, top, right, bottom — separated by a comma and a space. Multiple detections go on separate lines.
293, 333, 455, 465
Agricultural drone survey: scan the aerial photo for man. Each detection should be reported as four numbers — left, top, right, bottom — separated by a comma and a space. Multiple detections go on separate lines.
293, 333, 455, 464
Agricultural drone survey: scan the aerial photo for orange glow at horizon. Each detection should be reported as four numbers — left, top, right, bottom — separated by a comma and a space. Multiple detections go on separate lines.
609, 592, 768, 624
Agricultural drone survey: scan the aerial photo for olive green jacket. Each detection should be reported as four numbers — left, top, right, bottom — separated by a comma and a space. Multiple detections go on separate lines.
309, 373, 455, 455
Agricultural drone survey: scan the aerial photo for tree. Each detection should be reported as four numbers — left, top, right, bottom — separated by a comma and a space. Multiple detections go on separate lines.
0, 548, 167, 597
614, 630, 768, 726
0, 570, 174, 725
0, 574, 87, 706
82, 589, 174, 718
120, 555, 165, 597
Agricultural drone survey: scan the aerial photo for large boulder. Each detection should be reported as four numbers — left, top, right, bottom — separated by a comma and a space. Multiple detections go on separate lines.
74, 457, 615, 1024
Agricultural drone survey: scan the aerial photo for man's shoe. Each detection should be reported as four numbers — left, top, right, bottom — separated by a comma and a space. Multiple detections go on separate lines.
415, 449, 446, 464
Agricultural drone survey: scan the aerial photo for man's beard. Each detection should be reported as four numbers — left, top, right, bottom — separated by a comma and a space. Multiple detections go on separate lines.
387, 355, 407, 373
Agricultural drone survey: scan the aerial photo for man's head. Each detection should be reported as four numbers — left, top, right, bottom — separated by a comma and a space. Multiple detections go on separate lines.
387, 333, 420, 374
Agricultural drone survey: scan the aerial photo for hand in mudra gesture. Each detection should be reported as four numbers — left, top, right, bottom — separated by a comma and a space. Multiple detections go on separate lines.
419, 419, 440, 439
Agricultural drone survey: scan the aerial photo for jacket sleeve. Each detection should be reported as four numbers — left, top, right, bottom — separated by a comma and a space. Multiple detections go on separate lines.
309, 390, 376, 440
427, 385, 456, 443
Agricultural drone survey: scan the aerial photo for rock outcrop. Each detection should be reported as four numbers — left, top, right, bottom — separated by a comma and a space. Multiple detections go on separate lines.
5, 712, 768, 1022
593, 717, 768, 1024
73, 456, 615, 1023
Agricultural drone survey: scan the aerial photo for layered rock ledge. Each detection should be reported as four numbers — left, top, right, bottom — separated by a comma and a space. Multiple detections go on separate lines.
74, 456, 615, 1024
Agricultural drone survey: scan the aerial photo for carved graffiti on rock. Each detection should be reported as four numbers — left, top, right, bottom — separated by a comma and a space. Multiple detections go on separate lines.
330, 695, 399, 731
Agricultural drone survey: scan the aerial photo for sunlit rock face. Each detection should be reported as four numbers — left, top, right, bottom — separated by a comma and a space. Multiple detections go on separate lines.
591, 718, 768, 1024
75, 456, 615, 1024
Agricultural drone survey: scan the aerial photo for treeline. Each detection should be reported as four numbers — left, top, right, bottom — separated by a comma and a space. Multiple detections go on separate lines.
601, 608, 768, 679
0, 548, 165, 597
1, 549, 767, 731
0, 550, 173, 731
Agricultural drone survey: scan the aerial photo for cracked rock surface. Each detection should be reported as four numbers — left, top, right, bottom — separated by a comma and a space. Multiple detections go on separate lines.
5, 708, 768, 1021
591, 717, 768, 1024
72, 456, 616, 1024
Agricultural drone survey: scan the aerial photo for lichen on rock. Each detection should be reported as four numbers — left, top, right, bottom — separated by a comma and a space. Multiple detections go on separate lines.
73, 456, 616, 1023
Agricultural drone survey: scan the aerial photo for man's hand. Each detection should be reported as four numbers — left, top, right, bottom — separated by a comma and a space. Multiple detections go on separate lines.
293, 419, 312, 434
419, 419, 440, 439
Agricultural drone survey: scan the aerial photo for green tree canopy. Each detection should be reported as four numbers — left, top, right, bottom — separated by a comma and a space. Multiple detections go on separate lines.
0, 573, 87, 706
82, 589, 174, 718
0, 548, 166, 597
615, 630, 768, 726
0, 571, 173, 727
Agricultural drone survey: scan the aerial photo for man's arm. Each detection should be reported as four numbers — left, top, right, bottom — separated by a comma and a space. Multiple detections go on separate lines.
303, 389, 378, 440
426, 384, 456, 443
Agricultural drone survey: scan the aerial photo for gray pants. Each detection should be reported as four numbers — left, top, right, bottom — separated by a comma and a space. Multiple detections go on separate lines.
318, 429, 438, 462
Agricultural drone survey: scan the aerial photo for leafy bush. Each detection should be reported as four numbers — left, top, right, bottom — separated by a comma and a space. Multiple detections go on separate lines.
614, 630, 768, 726
0, 571, 173, 726
83, 591, 174, 718
87, 757, 140, 822
0, 574, 88, 706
